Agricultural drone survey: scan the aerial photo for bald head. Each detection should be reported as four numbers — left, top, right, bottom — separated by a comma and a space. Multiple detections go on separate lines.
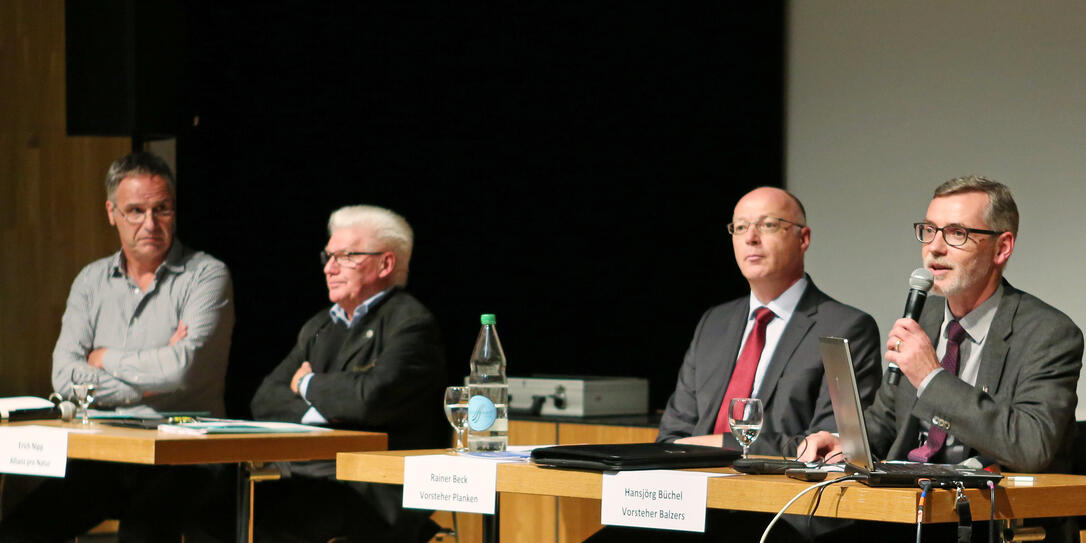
731, 187, 810, 302
734, 187, 806, 225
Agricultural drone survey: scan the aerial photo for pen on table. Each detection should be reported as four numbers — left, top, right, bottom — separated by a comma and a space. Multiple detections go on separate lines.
1006, 476, 1034, 484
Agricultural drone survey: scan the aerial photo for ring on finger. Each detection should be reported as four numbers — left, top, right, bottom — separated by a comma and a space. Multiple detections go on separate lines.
894, 338, 902, 352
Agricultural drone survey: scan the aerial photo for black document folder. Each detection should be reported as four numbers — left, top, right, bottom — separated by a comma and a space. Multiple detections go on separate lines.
530, 442, 740, 471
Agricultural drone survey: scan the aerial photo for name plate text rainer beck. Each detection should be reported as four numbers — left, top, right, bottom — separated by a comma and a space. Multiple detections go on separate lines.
402, 455, 497, 514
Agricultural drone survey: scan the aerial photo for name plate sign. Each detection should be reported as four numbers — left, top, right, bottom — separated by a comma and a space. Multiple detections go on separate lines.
601, 470, 715, 532
0, 426, 68, 477
403, 455, 497, 514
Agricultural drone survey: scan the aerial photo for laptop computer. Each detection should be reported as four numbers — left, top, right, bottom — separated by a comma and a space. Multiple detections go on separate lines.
819, 336, 1002, 488
530, 442, 740, 471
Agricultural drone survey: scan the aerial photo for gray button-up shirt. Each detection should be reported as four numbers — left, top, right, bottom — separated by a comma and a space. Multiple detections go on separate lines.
51, 242, 234, 416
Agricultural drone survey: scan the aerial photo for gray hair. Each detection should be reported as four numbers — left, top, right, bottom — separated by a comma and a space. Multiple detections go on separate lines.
105, 152, 176, 202
933, 175, 1019, 235
328, 205, 414, 286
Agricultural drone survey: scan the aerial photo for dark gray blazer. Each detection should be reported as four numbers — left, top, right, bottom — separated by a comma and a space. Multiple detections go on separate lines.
658, 277, 882, 456
865, 280, 1083, 473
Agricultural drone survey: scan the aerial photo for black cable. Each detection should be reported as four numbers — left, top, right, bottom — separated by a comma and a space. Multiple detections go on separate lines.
805, 481, 831, 542
916, 479, 932, 543
764, 473, 864, 543
987, 481, 996, 543
822, 450, 844, 465
761, 474, 866, 543
791, 435, 808, 461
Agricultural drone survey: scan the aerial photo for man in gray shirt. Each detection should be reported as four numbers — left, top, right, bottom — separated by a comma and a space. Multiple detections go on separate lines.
0, 152, 235, 542
50, 152, 233, 416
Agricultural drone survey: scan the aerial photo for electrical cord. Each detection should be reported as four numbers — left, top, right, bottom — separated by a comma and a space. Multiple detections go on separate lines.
790, 436, 806, 460
987, 481, 996, 543
759, 474, 865, 543
821, 451, 844, 465
804, 482, 831, 543
916, 479, 932, 543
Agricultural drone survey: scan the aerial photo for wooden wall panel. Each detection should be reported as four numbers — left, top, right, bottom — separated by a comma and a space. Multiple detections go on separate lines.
0, 0, 129, 398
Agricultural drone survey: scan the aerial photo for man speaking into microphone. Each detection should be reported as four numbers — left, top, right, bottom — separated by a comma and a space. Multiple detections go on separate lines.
801, 176, 1083, 538
885, 267, 933, 385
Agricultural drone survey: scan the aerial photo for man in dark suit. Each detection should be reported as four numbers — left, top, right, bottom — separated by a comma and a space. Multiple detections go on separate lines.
250, 205, 447, 543
658, 186, 882, 455
801, 176, 1083, 541
582, 187, 880, 542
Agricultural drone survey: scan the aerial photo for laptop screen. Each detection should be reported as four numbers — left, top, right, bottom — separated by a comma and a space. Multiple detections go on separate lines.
818, 336, 878, 471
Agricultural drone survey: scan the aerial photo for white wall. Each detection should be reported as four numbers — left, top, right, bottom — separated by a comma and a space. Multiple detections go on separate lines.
787, 1, 1086, 419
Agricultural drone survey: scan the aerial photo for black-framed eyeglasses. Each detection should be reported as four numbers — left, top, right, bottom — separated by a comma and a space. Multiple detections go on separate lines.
727, 216, 805, 236
913, 222, 1002, 247
113, 205, 175, 225
320, 250, 384, 268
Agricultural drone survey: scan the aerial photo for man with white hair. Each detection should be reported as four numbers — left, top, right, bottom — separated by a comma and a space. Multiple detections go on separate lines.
251, 204, 447, 543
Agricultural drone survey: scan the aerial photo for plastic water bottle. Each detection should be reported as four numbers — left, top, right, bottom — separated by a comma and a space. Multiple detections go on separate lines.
467, 313, 508, 452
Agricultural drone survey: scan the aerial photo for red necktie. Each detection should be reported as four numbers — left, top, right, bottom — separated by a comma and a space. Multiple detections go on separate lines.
907, 320, 967, 462
714, 307, 775, 434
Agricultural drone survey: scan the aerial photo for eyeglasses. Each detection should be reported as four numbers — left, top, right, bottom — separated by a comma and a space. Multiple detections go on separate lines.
320, 250, 384, 268
913, 222, 1002, 247
727, 216, 805, 236
113, 205, 175, 225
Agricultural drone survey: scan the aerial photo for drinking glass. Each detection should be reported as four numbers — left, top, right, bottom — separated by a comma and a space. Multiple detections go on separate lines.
444, 386, 471, 453
728, 398, 763, 459
72, 383, 97, 425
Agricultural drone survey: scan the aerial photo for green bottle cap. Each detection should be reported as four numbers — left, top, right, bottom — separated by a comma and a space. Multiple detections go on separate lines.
480, 314, 496, 325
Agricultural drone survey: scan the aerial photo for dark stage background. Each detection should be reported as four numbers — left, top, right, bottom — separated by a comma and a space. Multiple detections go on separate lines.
165, 3, 783, 418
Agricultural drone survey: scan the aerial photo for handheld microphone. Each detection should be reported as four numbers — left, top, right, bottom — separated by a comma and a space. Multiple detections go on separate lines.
887, 267, 935, 386
0, 393, 76, 423
49, 392, 77, 422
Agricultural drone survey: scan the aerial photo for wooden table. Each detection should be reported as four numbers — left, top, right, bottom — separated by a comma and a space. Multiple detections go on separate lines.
3, 420, 387, 542
338, 449, 1086, 539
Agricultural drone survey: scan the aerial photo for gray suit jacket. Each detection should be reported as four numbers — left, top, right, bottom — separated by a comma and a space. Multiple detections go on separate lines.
864, 280, 1083, 473
658, 278, 882, 456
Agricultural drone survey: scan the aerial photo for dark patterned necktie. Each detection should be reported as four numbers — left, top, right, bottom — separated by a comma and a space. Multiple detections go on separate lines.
907, 320, 967, 462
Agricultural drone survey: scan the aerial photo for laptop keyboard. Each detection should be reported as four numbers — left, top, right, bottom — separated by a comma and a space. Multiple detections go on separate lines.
876, 462, 965, 476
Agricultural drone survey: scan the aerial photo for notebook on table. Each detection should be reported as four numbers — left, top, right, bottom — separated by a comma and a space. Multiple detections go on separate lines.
530, 442, 741, 471
819, 336, 1002, 488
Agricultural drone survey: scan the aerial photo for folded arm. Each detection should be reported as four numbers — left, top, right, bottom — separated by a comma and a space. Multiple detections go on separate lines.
51, 270, 141, 406
96, 263, 232, 393
303, 317, 444, 427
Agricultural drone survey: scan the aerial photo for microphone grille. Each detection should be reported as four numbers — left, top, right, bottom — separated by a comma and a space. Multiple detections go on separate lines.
58, 401, 76, 422
908, 267, 935, 292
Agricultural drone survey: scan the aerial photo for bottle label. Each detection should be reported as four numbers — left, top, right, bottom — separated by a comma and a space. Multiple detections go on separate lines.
468, 395, 497, 431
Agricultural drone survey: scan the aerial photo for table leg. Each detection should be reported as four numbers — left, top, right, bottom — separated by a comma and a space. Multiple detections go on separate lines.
482, 494, 501, 543
236, 462, 251, 543
236, 462, 281, 543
